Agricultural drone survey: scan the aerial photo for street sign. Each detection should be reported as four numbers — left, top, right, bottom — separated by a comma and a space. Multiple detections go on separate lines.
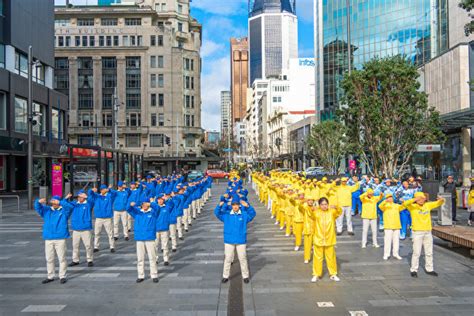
416, 144, 441, 152
223, 148, 233, 152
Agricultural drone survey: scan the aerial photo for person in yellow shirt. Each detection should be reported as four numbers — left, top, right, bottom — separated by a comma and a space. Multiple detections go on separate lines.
335, 177, 360, 235
293, 193, 306, 251
403, 192, 444, 278
360, 189, 383, 248
379, 193, 404, 260
285, 190, 297, 237
467, 183, 474, 226
307, 197, 342, 282
302, 199, 315, 264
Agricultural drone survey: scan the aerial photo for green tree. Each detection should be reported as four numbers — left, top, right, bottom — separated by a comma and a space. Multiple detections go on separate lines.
340, 56, 445, 178
307, 120, 349, 175
459, 0, 474, 35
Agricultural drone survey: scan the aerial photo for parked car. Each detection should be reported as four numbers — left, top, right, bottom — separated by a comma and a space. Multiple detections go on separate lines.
305, 167, 328, 179
187, 170, 204, 181
206, 169, 228, 179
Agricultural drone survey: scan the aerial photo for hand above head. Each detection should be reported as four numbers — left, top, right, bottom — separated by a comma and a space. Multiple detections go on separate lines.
436, 196, 445, 201
130, 202, 136, 207
38, 198, 46, 204
92, 188, 98, 193
65, 193, 72, 199
219, 201, 224, 206
241, 200, 249, 207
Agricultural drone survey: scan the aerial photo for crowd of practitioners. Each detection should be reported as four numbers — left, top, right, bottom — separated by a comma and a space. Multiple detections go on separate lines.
34, 174, 212, 284
252, 170, 445, 283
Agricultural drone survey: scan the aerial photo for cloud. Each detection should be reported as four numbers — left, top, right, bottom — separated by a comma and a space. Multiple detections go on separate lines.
200, 57, 230, 130
192, 0, 247, 16
201, 40, 226, 58
297, 0, 314, 24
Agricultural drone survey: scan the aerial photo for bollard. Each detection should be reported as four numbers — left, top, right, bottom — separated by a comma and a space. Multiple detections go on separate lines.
39, 186, 48, 199
438, 193, 452, 226
0, 199, 2, 220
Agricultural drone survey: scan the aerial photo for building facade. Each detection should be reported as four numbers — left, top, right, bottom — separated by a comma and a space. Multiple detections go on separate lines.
314, 0, 449, 120
0, 0, 68, 192
248, 0, 298, 84
220, 90, 231, 141
230, 37, 249, 124
54, 0, 203, 174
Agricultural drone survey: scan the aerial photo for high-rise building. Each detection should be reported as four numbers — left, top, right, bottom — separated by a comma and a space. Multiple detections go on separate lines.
230, 37, 249, 124
314, 0, 449, 120
54, 0, 204, 174
248, 0, 298, 85
0, 0, 69, 192
220, 91, 231, 140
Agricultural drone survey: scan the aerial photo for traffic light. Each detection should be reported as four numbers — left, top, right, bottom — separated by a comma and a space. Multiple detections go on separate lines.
165, 136, 171, 145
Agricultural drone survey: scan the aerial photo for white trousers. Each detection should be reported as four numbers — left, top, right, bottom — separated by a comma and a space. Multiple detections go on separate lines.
155, 231, 169, 262
268, 198, 272, 212
127, 214, 133, 231
94, 218, 115, 249
383, 229, 400, 258
183, 208, 191, 228
72, 230, 93, 263
113, 211, 129, 238
136, 241, 158, 279
223, 244, 250, 279
362, 219, 378, 247
45, 239, 67, 279
176, 216, 183, 237
411, 231, 434, 273
336, 206, 353, 233
169, 224, 178, 249
191, 201, 197, 218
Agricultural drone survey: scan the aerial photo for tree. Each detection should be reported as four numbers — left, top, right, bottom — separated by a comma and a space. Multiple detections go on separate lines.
307, 120, 350, 175
340, 56, 445, 178
460, 0, 474, 35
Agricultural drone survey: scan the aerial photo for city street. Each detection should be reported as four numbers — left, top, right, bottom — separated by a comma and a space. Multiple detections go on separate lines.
0, 183, 473, 315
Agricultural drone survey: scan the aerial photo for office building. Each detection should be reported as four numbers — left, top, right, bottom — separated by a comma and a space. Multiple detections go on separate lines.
54, 0, 205, 174
0, 0, 68, 192
220, 90, 231, 140
248, 0, 298, 84
230, 37, 249, 123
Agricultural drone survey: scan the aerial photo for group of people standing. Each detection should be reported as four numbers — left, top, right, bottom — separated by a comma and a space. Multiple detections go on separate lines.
34, 174, 212, 284
252, 170, 445, 282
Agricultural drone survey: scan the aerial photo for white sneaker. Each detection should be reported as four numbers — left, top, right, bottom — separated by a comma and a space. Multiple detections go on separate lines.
383, 256, 389, 260
279, 226, 284, 230
294, 246, 300, 251
285, 234, 290, 237
311, 276, 318, 283
393, 255, 402, 260
468, 220, 472, 226
373, 244, 380, 248
271, 215, 274, 219
330, 275, 340, 282
304, 260, 309, 264
362, 245, 366, 249
274, 221, 279, 225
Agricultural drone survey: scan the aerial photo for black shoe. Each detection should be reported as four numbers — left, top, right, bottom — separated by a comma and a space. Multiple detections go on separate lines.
179, 237, 184, 241
221, 278, 229, 283
93, 248, 99, 253
152, 278, 159, 283
60, 278, 67, 284
136, 278, 144, 283
88, 262, 94, 267
336, 232, 342, 236
114, 237, 118, 241
172, 249, 177, 252
164, 262, 169, 266
42, 278, 54, 284
125, 237, 129, 241
161, 249, 164, 253
243, 278, 250, 284
128, 229, 131, 232
426, 271, 438, 277
348, 231, 355, 236
185, 229, 188, 232
189, 223, 192, 226
193, 217, 196, 220
411, 271, 418, 278
68, 261, 79, 267
110, 248, 116, 253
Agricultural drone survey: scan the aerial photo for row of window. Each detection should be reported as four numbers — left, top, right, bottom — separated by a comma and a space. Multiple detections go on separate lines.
56, 35, 147, 48
56, 17, 142, 27
14, 50, 45, 85
77, 112, 195, 128
78, 133, 194, 149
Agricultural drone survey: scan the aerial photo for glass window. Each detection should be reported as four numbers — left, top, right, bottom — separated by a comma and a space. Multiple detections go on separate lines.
150, 134, 164, 147
126, 57, 140, 69
65, 36, 71, 47
151, 113, 157, 126
126, 134, 141, 148
103, 73, 116, 88
102, 57, 116, 69
77, 18, 94, 26
51, 109, 61, 139
126, 113, 141, 126
151, 93, 156, 106
54, 73, 69, 90
113, 36, 119, 46
150, 35, 156, 46
178, 22, 183, 32
158, 35, 163, 46
122, 35, 129, 46
158, 93, 164, 107
150, 74, 157, 88
150, 56, 156, 68
0, 92, 6, 130
106, 36, 112, 46
14, 97, 27, 133
78, 135, 94, 145
89, 36, 95, 47
33, 102, 46, 137
58, 36, 64, 47
158, 113, 164, 126
0, 44, 4, 68
102, 93, 113, 109
78, 92, 93, 109
102, 113, 113, 127
55, 19, 70, 27
99, 36, 105, 46
158, 74, 164, 87
125, 18, 141, 26
101, 18, 118, 26
75, 36, 80, 47
158, 56, 164, 68
126, 93, 141, 109
81, 36, 88, 46
178, 4, 183, 13
15, 51, 28, 77
126, 73, 141, 88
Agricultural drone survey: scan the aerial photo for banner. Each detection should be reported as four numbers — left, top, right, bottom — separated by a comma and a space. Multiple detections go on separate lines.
349, 160, 357, 170
52, 163, 63, 197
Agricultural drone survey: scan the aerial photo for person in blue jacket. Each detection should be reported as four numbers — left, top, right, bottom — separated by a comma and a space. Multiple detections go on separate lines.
34, 195, 73, 284
61, 190, 95, 267
128, 200, 161, 283
167, 191, 179, 251
88, 184, 117, 253
111, 181, 130, 241
215, 197, 256, 284
126, 181, 142, 232
154, 194, 171, 265
174, 187, 186, 240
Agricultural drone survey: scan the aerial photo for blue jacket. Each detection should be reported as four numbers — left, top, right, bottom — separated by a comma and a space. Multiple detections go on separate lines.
62, 199, 94, 231
34, 199, 73, 240
214, 204, 256, 244
155, 202, 171, 232
112, 189, 129, 211
127, 187, 142, 206
167, 198, 178, 224
174, 194, 185, 217
127, 204, 160, 241
89, 190, 116, 218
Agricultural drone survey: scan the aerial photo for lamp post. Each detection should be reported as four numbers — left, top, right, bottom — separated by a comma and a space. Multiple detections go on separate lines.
27, 46, 33, 209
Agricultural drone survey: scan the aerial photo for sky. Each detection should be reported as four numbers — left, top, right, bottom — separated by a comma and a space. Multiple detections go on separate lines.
55, 0, 315, 131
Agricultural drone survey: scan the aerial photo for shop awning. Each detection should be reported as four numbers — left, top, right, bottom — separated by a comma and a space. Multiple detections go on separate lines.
441, 108, 474, 130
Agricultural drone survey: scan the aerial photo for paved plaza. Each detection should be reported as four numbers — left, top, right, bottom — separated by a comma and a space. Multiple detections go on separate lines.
0, 183, 473, 315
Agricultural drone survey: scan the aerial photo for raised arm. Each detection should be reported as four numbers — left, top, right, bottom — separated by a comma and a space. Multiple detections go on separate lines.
246, 205, 257, 223
126, 203, 140, 218
214, 203, 225, 222
34, 199, 49, 218
425, 198, 445, 211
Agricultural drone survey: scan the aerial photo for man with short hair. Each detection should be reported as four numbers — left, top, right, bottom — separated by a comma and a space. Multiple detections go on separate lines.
155, 194, 171, 265
89, 184, 117, 253
443, 175, 459, 222
111, 181, 130, 241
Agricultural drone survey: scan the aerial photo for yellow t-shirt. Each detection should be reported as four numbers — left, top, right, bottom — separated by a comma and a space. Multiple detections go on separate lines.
403, 199, 444, 231
379, 200, 403, 230
360, 193, 383, 219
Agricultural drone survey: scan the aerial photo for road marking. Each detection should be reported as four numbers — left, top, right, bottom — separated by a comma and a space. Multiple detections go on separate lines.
349, 311, 368, 316
317, 302, 334, 307
21, 305, 66, 313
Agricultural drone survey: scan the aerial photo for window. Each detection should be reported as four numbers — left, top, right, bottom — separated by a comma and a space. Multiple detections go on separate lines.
126, 57, 140, 69
102, 57, 116, 69
150, 134, 164, 147
158, 93, 164, 107
191, 59, 194, 71
14, 97, 27, 133
55, 19, 70, 27
150, 35, 156, 46
150, 56, 157, 68
184, 58, 190, 70
82, 36, 88, 46
65, 36, 71, 47
178, 4, 183, 13
52, 109, 62, 139
126, 113, 141, 127
130, 36, 136, 46
184, 76, 190, 89
151, 93, 157, 106
78, 135, 94, 145
125, 18, 141, 26
191, 77, 194, 90
77, 18, 94, 26
0, 44, 4, 68
78, 74, 93, 89
78, 92, 93, 109
103, 93, 113, 109
122, 35, 129, 46
75, 36, 80, 47
126, 93, 141, 109
113, 36, 119, 46
191, 96, 195, 108
178, 22, 183, 32
78, 112, 92, 127
158, 113, 164, 126
158, 74, 164, 87
106, 36, 112, 46
151, 113, 157, 126
150, 74, 157, 88
101, 18, 118, 26
184, 114, 191, 127
54, 73, 69, 89
137, 36, 143, 46
185, 95, 190, 108
102, 136, 112, 148
185, 135, 194, 147
89, 36, 95, 47
127, 74, 141, 88
158, 56, 164, 68
33, 103, 46, 137
158, 35, 163, 46
15, 51, 28, 77
103, 73, 116, 88
102, 113, 113, 127
0, 92, 6, 130
126, 134, 141, 148
58, 36, 64, 47
99, 36, 105, 47
33, 62, 45, 85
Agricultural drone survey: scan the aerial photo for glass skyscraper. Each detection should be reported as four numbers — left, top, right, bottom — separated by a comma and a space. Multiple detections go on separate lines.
315, 0, 448, 120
